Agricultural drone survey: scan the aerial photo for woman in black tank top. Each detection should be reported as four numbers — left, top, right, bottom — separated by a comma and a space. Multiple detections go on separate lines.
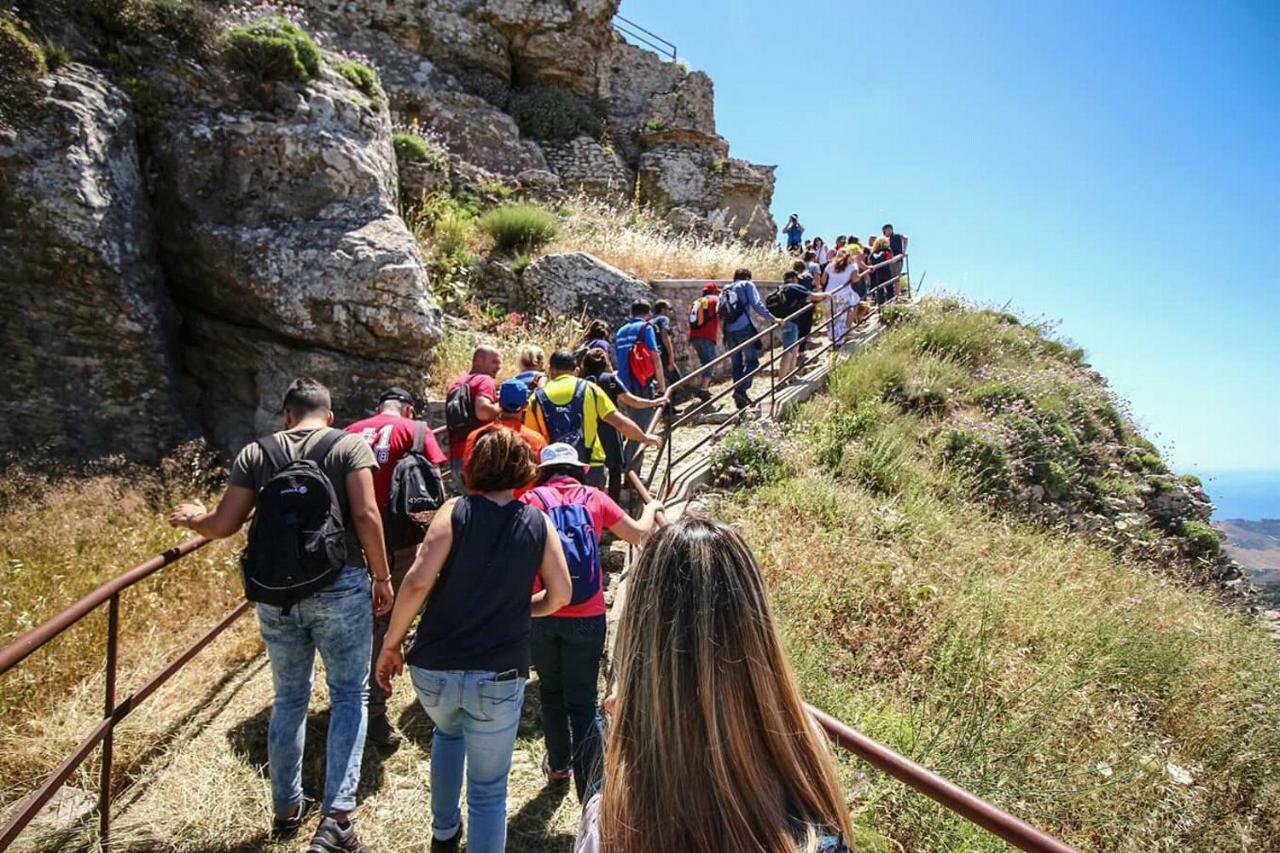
375, 427, 571, 852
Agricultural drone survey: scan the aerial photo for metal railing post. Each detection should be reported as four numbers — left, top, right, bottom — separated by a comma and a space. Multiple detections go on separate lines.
768, 328, 777, 418
100, 594, 119, 848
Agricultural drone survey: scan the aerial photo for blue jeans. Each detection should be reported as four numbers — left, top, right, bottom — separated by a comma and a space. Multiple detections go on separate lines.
256, 565, 371, 816
411, 668, 527, 853
691, 337, 717, 379
781, 321, 801, 350
724, 325, 760, 400
530, 616, 606, 802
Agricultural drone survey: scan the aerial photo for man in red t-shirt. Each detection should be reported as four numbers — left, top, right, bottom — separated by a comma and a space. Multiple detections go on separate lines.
687, 282, 720, 401
520, 443, 664, 800
446, 346, 502, 492
345, 387, 446, 748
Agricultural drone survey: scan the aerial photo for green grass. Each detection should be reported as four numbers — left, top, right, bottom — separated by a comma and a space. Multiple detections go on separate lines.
224, 18, 320, 84
478, 203, 560, 253
0, 12, 46, 122
392, 130, 447, 171
335, 59, 379, 101
716, 473, 1280, 851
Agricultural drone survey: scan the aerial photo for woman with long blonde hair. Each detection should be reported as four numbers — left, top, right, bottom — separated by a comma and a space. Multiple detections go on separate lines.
575, 517, 852, 853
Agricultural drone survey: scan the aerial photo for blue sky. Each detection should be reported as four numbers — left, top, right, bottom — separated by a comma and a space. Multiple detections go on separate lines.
623, 0, 1279, 474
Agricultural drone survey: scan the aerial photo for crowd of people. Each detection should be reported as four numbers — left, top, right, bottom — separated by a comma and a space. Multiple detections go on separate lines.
158, 219, 908, 851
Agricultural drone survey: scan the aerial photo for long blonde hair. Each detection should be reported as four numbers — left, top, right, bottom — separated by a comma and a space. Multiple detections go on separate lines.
601, 517, 851, 853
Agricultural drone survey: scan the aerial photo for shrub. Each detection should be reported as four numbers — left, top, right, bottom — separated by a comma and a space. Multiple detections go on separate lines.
41, 38, 71, 71
392, 131, 447, 171
880, 303, 913, 327
711, 423, 788, 489
811, 401, 881, 469
479, 203, 560, 253
1180, 520, 1222, 559
224, 18, 321, 84
970, 379, 1030, 413
0, 13, 46, 124
843, 427, 917, 496
938, 428, 1011, 497
405, 192, 481, 312
506, 84, 606, 143
335, 59, 379, 100
458, 70, 511, 108
118, 74, 169, 131
76, 0, 219, 54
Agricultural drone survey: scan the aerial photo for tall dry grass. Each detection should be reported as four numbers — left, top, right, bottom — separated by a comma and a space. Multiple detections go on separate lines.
0, 445, 260, 826
548, 195, 793, 281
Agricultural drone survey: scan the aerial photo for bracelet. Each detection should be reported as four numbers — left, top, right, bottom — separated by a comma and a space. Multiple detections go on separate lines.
372, 575, 392, 583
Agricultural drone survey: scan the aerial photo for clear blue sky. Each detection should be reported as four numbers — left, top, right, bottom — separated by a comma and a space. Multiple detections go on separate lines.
623, 0, 1280, 473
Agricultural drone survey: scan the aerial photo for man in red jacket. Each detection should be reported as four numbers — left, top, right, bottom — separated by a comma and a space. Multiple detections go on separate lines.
346, 387, 446, 748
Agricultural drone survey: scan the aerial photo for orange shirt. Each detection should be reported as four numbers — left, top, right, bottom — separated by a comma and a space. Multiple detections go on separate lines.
462, 419, 547, 496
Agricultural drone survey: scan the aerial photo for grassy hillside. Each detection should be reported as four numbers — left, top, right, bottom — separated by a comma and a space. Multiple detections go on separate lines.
711, 300, 1280, 850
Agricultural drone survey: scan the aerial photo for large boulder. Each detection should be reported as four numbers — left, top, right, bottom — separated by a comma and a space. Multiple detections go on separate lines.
148, 58, 442, 451
0, 65, 190, 460
638, 146, 777, 242
519, 252, 654, 327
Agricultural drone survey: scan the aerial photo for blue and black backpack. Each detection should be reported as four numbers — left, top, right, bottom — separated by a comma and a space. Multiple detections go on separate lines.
533, 380, 590, 461
530, 486, 601, 606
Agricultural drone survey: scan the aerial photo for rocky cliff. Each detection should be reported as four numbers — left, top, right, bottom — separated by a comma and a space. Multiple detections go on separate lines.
0, 0, 776, 460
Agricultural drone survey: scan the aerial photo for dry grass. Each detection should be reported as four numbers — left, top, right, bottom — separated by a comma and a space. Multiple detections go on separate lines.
548, 195, 793, 282
428, 310, 588, 396
0, 447, 260, 838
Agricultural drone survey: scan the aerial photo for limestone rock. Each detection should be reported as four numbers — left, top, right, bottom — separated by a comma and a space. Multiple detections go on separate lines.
515, 168, 562, 193
0, 65, 190, 460
472, 258, 521, 310
638, 146, 777, 243
148, 58, 441, 450
399, 159, 450, 204
407, 89, 548, 176
519, 252, 654, 327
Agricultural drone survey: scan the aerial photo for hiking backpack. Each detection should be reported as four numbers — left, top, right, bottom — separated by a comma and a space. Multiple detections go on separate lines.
717, 281, 750, 325
688, 296, 716, 331
445, 376, 479, 441
384, 421, 447, 550
531, 486, 601, 606
627, 323, 658, 389
765, 287, 788, 319
534, 381, 590, 459
241, 430, 347, 608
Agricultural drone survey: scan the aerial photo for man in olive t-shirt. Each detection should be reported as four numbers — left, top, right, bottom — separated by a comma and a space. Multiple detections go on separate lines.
168, 378, 392, 852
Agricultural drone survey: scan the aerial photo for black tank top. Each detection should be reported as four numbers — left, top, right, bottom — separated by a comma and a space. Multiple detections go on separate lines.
406, 495, 547, 676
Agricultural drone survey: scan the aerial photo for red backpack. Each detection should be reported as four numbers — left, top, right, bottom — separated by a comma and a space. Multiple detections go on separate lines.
628, 322, 657, 388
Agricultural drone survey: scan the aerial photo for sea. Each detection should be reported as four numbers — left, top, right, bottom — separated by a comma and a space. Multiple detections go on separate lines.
1193, 470, 1280, 521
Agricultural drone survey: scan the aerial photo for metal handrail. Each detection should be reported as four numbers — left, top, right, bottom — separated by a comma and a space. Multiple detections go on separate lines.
0, 531, 250, 849
612, 14, 677, 61
808, 706, 1077, 853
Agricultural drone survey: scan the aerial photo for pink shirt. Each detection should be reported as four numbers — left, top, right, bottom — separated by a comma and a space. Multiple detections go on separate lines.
521, 476, 624, 618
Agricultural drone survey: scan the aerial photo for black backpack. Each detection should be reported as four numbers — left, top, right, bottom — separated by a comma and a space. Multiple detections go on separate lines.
384, 421, 447, 550
241, 430, 347, 608
717, 281, 750, 325
445, 376, 478, 439
765, 287, 788, 319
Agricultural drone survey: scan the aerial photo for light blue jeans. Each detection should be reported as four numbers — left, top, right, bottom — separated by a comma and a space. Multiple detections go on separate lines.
256, 566, 371, 816
410, 667, 527, 853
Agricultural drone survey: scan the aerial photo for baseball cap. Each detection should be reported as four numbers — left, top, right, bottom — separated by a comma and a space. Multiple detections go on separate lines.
703, 281, 720, 294
539, 442, 587, 468
498, 379, 530, 413
378, 387, 415, 406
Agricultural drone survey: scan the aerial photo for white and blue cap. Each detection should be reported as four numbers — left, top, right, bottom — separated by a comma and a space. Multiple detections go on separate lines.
539, 442, 586, 469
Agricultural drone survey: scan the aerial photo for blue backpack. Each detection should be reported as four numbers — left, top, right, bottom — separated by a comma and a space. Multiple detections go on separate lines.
534, 380, 589, 460
531, 486, 601, 606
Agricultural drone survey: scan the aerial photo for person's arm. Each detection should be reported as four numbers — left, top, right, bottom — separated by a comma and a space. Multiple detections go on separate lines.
618, 389, 667, 409
531, 515, 571, 616
747, 283, 775, 325
603, 409, 661, 447
475, 394, 500, 422
347, 467, 393, 615
169, 486, 255, 539
608, 498, 665, 544
374, 500, 456, 690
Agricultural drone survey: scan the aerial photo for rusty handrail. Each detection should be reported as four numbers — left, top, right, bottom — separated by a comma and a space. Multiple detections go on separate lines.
807, 705, 1077, 853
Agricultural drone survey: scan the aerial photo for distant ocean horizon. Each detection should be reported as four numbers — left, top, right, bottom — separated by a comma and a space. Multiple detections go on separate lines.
1192, 469, 1280, 521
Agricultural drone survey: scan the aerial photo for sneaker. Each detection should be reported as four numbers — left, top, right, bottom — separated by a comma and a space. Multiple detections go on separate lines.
542, 752, 573, 783
694, 388, 712, 402
367, 713, 402, 749
732, 392, 750, 410
431, 832, 462, 853
270, 795, 316, 840
306, 816, 367, 853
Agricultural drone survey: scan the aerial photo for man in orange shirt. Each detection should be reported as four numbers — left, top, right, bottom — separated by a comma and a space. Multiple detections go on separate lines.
462, 379, 546, 496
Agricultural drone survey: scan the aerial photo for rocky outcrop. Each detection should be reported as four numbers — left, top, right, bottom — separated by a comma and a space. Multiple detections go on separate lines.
147, 60, 441, 450
0, 65, 191, 460
638, 146, 777, 242
542, 135, 632, 198
519, 252, 654, 327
